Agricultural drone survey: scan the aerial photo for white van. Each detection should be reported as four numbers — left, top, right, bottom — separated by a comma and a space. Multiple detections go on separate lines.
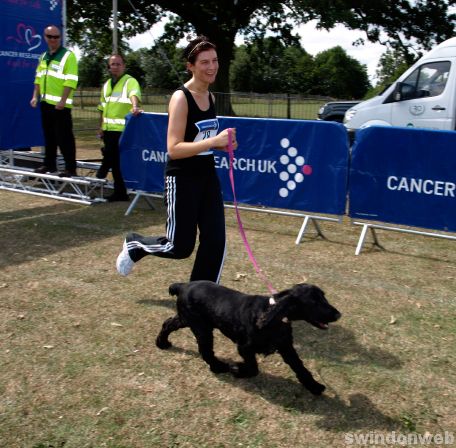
344, 37, 456, 136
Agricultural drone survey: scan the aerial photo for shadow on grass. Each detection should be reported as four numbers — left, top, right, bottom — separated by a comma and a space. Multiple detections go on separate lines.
152, 335, 399, 432
220, 372, 399, 431
292, 324, 403, 370
137, 298, 176, 311
0, 199, 165, 268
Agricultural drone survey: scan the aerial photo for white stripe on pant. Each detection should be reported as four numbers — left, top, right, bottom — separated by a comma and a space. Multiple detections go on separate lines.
126, 171, 226, 283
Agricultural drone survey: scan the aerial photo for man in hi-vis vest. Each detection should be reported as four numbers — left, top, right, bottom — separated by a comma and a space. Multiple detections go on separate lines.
98, 54, 142, 202
30, 25, 78, 177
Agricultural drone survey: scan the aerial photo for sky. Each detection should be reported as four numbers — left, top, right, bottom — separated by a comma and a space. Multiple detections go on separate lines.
128, 18, 386, 84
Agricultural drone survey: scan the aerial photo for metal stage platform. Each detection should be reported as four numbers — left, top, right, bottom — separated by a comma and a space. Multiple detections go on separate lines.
0, 150, 108, 205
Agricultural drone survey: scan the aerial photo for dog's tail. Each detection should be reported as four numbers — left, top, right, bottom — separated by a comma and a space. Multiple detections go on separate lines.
169, 282, 185, 297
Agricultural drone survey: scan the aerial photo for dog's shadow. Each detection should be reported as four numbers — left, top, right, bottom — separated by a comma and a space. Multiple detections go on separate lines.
292, 324, 403, 370
156, 343, 398, 432
138, 298, 176, 310
220, 373, 399, 431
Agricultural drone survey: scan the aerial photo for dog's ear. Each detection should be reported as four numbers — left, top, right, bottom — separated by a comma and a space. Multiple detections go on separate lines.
256, 293, 293, 329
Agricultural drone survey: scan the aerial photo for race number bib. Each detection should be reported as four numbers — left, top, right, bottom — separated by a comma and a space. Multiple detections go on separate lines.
193, 118, 219, 142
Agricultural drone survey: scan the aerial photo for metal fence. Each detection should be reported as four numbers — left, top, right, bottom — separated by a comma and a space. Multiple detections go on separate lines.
72, 91, 334, 152
73, 91, 333, 128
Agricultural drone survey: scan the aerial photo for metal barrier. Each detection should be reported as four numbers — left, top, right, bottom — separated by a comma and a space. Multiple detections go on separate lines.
0, 167, 107, 205
0, 150, 108, 205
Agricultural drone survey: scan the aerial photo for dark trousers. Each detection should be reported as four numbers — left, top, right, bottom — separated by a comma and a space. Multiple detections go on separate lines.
128, 171, 226, 283
102, 131, 127, 196
40, 101, 76, 171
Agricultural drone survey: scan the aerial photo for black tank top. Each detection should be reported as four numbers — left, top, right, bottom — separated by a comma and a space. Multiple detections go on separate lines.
165, 85, 219, 175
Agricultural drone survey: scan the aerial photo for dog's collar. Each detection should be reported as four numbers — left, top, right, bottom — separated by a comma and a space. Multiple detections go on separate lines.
269, 296, 276, 305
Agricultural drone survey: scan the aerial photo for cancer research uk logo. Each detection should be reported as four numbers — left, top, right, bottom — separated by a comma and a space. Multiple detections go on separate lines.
47, 0, 60, 11
278, 137, 313, 198
141, 133, 313, 200
213, 135, 313, 200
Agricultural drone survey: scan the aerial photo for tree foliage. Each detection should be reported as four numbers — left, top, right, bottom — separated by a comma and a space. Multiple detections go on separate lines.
230, 37, 308, 93
78, 53, 105, 88
364, 46, 414, 98
375, 47, 413, 87
230, 38, 368, 97
67, 0, 455, 99
313, 46, 370, 98
141, 41, 186, 90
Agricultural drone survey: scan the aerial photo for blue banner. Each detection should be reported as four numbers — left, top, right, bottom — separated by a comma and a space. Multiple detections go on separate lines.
0, 0, 63, 149
349, 126, 456, 232
120, 113, 349, 215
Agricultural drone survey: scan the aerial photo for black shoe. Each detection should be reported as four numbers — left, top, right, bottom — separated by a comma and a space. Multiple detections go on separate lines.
106, 193, 130, 202
96, 166, 109, 179
58, 170, 77, 178
34, 165, 54, 174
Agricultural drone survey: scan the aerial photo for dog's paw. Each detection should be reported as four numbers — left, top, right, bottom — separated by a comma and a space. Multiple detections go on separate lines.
155, 337, 172, 350
210, 361, 231, 374
306, 381, 326, 396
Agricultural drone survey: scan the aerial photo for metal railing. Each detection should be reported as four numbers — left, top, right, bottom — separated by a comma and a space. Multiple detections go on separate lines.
72, 90, 333, 130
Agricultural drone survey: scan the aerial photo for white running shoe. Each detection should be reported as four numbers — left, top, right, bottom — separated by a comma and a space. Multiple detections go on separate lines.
116, 239, 134, 276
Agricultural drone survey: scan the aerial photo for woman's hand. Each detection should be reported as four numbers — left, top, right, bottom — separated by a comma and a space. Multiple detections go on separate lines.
214, 128, 238, 151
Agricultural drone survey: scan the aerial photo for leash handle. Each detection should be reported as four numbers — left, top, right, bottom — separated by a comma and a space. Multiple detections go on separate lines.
227, 128, 277, 295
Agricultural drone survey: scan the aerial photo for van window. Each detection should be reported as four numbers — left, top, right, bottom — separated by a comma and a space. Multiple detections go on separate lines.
402, 61, 450, 99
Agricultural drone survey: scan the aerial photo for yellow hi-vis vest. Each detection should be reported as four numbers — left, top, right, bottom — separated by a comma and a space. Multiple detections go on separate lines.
34, 46, 78, 108
98, 74, 141, 132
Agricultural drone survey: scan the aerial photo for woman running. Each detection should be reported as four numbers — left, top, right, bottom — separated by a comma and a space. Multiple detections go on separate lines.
116, 36, 237, 283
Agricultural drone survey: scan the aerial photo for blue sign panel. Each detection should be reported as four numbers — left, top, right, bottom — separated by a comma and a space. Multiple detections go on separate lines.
0, 0, 63, 149
349, 126, 456, 232
120, 113, 349, 215
120, 113, 168, 193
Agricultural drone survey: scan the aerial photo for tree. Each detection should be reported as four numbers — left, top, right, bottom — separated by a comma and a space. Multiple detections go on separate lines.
375, 47, 413, 87
364, 46, 415, 98
78, 54, 105, 87
140, 41, 186, 90
124, 51, 146, 86
313, 46, 370, 98
230, 37, 294, 93
282, 45, 315, 94
230, 37, 315, 94
67, 0, 455, 108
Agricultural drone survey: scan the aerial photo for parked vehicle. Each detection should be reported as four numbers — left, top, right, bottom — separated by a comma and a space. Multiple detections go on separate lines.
317, 101, 360, 122
344, 37, 456, 137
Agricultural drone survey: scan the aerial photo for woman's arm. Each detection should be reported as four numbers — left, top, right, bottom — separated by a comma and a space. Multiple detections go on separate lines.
167, 91, 237, 160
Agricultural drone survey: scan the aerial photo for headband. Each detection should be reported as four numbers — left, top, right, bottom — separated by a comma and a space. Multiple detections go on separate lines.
187, 41, 215, 59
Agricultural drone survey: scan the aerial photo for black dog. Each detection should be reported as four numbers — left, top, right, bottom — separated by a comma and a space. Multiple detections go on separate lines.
156, 281, 341, 395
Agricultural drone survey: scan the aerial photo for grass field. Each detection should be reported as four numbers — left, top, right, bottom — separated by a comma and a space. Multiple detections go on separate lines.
0, 186, 455, 447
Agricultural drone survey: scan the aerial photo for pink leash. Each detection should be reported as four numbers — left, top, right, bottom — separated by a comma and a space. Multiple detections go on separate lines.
226, 128, 278, 296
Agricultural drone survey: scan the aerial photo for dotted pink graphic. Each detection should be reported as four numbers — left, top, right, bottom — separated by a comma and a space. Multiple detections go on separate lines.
302, 165, 313, 175
278, 138, 310, 198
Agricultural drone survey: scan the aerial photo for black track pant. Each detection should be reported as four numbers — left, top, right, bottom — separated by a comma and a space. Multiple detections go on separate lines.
126, 170, 226, 283
40, 101, 76, 172
102, 131, 127, 196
